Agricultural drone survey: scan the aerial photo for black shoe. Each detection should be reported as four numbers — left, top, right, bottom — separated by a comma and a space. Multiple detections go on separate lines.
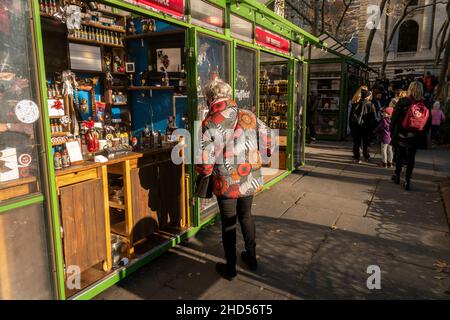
241, 251, 258, 271
402, 180, 411, 191
215, 263, 237, 281
391, 174, 400, 184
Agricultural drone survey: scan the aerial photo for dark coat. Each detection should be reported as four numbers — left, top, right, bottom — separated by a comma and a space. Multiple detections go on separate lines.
349, 100, 377, 136
390, 97, 428, 149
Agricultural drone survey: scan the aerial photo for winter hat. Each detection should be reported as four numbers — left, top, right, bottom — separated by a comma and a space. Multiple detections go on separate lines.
384, 107, 394, 117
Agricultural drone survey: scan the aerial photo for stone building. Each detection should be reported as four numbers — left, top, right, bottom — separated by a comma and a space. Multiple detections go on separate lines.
357, 0, 447, 79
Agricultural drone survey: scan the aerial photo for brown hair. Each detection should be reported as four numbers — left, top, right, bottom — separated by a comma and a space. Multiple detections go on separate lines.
398, 90, 408, 98
352, 85, 369, 104
407, 81, 424, 101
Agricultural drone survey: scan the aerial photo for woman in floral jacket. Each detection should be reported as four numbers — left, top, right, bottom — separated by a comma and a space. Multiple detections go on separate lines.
196, 79, 272, 280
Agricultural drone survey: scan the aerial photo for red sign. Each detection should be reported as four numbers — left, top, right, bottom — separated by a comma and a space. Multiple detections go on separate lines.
135, 0, 185, 17
255, 27, 290, 54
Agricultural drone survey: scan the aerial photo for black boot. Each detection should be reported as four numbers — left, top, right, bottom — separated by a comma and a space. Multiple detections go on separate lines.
402, 179, 411, 191
391, 174, 400, 184
215, 263, 237, 281
241, 250, 258, 271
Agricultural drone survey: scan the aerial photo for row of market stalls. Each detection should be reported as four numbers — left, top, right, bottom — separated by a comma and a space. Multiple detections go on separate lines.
0, 0, 371, 300
307, 33, 375, 140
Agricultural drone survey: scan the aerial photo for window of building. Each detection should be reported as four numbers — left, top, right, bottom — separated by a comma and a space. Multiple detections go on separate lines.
397, 20, 419, 53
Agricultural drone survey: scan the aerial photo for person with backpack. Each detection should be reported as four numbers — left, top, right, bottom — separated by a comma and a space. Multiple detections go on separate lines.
349, 86, 377, 163
391, 81, 429, 191
196, 79, 272, 280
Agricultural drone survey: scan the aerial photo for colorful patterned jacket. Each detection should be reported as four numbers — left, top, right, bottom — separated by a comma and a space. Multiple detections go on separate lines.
196, 98, 272, 199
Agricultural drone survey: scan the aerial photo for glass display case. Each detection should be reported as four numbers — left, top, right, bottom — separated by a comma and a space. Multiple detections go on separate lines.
309, 63, 342, 138
235, 46, 257, 113
259, 52, 289, 173
0, 0, 55, 299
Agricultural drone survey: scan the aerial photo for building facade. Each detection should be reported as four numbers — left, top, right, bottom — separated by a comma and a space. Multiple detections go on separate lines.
357, 0, 447, 79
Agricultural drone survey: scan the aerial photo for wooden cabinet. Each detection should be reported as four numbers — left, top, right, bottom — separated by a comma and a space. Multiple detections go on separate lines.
59, 178, 109, 273
130, 167, 159, 244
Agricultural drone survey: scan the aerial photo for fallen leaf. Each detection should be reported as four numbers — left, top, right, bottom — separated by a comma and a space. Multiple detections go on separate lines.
433, 261, 449, 269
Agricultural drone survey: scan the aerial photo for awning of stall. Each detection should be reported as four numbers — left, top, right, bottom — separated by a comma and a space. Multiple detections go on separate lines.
308, 32, 376, 72
228, 0, 323, 47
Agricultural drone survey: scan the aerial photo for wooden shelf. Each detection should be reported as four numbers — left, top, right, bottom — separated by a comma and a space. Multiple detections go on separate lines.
68, 36, 124, 48
112, 102, 128, 106
124, 29, 185, 41
109, 201, 125, 210
97, 8, 129, 18
128, 86, 174, 91
0, 176, 37, 190
40, 12, 126, 33
51, 132, 70, 137
83, 21, 126, 34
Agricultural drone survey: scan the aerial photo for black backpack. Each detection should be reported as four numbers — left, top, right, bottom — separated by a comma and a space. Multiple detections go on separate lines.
350, 102, 367, 127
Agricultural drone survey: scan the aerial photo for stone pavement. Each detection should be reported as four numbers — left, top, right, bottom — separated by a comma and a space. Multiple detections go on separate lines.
97, 141, 450, 300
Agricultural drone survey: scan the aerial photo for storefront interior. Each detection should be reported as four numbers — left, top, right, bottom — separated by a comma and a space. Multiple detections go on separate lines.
40, 2, 190, 297
1, 0, 322, 300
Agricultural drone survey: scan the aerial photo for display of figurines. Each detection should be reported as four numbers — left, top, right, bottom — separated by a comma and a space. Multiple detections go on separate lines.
53, 147, 62, 170
104, 54, 112, 72
128, 20, 136, 34
113, 55, 125, 73
84, 120, 100, 153
166, 116, 177, 140
161, 68, 170, 87
131, 135, 139, 151
61, 145, 71, 168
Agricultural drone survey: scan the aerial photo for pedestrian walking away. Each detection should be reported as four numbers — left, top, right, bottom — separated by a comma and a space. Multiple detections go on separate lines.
195, 79, 272, 280
374, 106, 394, 168
349, 86, 377, 163
430, 101, 446, 143
391, 81, 430, 191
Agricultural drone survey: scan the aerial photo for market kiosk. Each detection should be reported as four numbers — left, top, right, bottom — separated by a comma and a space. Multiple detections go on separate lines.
307, 33, 371, 140
0, 0, 321, 299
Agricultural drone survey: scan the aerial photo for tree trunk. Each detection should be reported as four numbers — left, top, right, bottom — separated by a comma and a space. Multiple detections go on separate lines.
312, 0, 321, 35
380, 7, 410, 78
365, 0, 388, 65
437, 4, 450, 102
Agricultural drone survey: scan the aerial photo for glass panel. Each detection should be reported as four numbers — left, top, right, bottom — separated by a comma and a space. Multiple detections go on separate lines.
309, 63, 342, 137
292, 42, 302, 59
293, 62, 304, 167
191, 0, 224, 34
235, 46, 257, 113
259, 52, 289, 175
230, 14, 253, 44
196, 33, 230, 215
0, 0, 43, 203
0, 203, 55, 299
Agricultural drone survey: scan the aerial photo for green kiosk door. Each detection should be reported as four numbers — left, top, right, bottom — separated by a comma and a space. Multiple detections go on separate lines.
0, 0, 56, 299
293, 61, 305, 167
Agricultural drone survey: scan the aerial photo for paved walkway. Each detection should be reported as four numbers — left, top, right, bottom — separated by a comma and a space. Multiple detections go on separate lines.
97, 142, 450, 300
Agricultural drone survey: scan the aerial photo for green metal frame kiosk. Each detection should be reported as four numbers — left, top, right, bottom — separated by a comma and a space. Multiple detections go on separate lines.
307, 33, 371, 141
0, 0, 321, 300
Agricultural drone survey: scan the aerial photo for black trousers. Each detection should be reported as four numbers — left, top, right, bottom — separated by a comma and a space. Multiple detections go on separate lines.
395, 145, 417, 181
352, 129, 370, 160
217, 196, 255, 268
